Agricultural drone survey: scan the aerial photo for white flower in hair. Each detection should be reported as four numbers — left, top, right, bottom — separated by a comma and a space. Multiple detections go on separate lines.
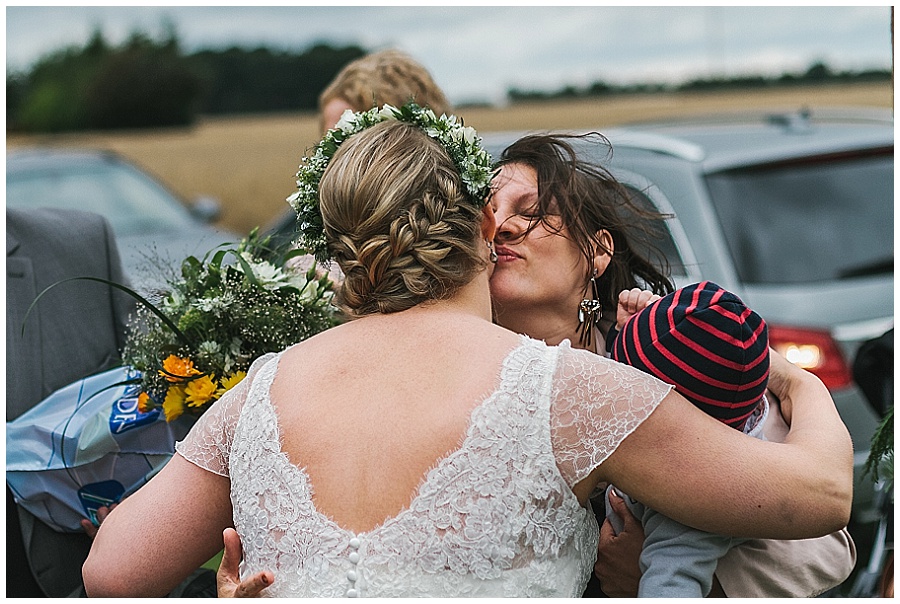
334, 109, 357, 134
378, 104, 399, 120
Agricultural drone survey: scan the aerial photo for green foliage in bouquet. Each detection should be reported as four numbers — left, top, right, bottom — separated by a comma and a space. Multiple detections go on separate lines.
124, 229, 340, 421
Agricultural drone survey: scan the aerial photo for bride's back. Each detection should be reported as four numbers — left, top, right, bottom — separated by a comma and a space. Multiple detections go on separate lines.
271, 311, 519, 534
269, 119, 505, 534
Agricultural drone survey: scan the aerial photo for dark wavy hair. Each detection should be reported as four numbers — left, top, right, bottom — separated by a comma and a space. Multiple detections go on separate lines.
495, 133, 675, 317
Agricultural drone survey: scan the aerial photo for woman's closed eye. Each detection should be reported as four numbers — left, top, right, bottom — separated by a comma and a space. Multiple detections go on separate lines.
497, 212, 538, 232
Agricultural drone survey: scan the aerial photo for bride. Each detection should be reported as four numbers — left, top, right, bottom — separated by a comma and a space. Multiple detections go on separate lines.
82, 104, 853, 597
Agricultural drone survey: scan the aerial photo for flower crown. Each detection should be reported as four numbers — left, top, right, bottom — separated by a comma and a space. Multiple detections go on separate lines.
287, 102, 494, 262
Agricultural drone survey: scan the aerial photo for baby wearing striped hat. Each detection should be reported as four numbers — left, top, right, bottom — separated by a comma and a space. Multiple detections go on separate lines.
605, 280, 770, 598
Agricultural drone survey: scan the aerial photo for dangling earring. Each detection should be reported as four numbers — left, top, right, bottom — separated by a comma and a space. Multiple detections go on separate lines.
577, 269, 601, 349
486, 240, 498, 263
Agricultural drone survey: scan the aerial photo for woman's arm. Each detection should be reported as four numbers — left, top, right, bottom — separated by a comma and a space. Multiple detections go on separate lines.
592, 392, 855, 597
586, 351, 853, 539
82, 454, 233, 597
711, 391, 857, 597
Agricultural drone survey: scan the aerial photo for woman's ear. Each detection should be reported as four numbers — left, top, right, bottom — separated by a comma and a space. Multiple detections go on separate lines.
481, 204, 497, 241
592, 229, 614, 275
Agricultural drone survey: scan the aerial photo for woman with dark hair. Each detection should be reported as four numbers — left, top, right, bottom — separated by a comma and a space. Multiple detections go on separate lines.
490, 133, 673, 353
488, 133, 856, 598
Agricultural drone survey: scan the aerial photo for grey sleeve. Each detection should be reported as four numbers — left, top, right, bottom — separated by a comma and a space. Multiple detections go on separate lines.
637, 506, 743, 598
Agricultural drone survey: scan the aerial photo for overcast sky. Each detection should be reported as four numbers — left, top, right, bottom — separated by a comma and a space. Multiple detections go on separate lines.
5, 5, 894, 105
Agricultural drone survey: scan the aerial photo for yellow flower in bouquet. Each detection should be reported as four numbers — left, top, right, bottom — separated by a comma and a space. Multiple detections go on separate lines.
137, 392, 153, 414
185, 375, 218, 408
217, 371, 247, 398
163, 386, 187, 422
160, 355, 201, 382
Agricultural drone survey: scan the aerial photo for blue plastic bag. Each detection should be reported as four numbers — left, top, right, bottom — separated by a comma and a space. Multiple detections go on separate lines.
7, 366, 194, 532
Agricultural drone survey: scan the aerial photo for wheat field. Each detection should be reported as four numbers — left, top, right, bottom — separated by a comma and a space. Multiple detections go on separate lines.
6, 82, 893, 234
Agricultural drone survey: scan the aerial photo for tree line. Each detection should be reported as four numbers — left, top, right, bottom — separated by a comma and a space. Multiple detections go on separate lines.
6, 29, 365, 133
6, 26, 892, 133
507, 61, 892, 102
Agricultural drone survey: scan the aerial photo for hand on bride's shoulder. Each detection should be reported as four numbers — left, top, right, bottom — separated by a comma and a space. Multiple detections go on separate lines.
217, 528, 275, 597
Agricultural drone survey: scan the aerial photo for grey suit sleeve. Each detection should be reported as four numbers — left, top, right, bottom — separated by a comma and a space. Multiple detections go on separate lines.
7, 208, 135, 415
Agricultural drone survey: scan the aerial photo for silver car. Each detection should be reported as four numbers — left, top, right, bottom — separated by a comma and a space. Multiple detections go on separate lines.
6, 148, 241, 293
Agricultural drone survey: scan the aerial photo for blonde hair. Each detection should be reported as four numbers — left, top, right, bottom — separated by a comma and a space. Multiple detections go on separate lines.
319, 50, 451, 116
319, 121, 484, 317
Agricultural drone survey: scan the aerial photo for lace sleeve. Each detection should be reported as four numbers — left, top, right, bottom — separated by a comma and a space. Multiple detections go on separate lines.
550, 342, 673, 487
174, 352, 278, 476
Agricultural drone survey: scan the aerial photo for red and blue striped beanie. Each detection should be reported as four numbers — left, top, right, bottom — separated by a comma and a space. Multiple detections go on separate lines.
610, 281, 769, 431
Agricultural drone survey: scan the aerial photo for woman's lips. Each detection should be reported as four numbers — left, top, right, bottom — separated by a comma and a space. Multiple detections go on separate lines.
495, 245, 521, 262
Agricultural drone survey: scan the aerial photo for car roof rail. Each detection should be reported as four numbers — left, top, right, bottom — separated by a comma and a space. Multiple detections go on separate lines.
602, 128, 706, 162
766, 109, 813, 133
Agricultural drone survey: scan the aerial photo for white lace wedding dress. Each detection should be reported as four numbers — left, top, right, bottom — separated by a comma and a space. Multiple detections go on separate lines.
176, 335, 671, 597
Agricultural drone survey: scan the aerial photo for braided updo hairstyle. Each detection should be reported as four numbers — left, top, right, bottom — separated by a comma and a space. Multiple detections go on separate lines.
319, 120, 486, 317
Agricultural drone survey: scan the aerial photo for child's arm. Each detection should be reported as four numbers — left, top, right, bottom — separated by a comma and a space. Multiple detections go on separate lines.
638, 509, 739, 597
616, 288, 662, 329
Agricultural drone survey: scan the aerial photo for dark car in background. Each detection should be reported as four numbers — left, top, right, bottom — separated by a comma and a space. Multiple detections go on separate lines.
7, 148, 240, 292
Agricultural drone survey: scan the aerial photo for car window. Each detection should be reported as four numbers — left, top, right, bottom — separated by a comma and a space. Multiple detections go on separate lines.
705, 149, 893, 284
6, 159, 195, 237
623, 185, 688, 279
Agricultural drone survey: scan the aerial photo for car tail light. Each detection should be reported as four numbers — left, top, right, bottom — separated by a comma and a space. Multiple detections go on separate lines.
768, 325, 853, 390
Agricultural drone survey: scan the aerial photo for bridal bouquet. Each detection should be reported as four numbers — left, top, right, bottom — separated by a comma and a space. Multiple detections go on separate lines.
123, 230, 340, 421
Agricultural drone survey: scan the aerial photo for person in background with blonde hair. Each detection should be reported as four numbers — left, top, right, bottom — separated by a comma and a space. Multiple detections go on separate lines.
318, 49, 451, 133
287, 49, 452, 282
